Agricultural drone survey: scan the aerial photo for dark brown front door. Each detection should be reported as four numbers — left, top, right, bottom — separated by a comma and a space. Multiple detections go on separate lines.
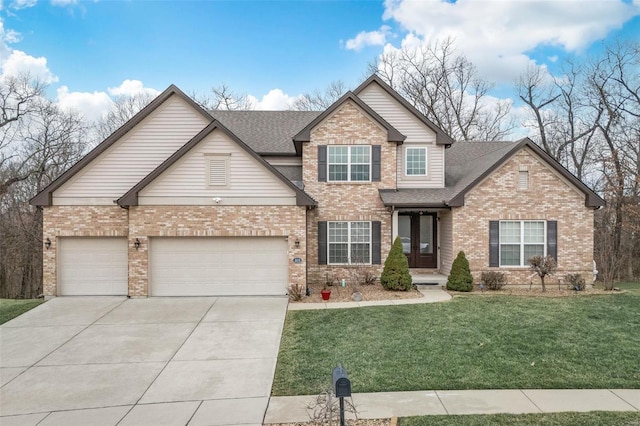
398, 213, 437, 268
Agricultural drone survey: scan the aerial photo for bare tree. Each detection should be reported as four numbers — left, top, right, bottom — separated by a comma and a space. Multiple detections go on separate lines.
291, 80, 347, 111
0, 74, 47, 196
191, 83, 255, 111
370, 38, 513, 141
0, 99, 86, 298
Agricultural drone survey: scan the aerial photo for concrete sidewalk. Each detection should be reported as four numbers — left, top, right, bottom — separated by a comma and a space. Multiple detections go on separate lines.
264, 389, 640, 422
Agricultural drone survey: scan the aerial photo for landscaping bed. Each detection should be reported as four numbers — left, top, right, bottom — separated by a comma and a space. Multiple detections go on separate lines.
293, 282, 423, 303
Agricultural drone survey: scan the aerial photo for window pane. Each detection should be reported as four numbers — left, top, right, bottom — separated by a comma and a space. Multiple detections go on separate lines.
406, 148, 426, 175
328, 222, 348, 243
351, 244, 370, 264
500, 222, 521, 243
329, 165, 348, 181
524, 221, 545, 243
500, 244, 520, 266
328, 146, 348, 164
420, 216, 433, 254
329, 243, 348, 263
350, 164, 370, 181
524, 244, 544, 262
350, 146, 370, 164
350, 222, 370, 243
398, 216, 411, 254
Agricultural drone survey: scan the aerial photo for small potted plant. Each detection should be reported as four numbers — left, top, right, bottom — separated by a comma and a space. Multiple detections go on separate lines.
321, 273, 333, 301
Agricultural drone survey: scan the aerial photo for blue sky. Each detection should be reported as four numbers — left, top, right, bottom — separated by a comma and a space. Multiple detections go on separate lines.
1, 0, 639, 123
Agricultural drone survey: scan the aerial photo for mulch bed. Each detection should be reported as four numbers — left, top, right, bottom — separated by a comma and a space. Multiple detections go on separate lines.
454, 285, 623, 298
291, 282, 422, 303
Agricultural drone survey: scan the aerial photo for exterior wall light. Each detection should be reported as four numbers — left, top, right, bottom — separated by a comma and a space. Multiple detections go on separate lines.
134, 238, 141, 251
295, 238, 300, 249
45, 238, 52, 250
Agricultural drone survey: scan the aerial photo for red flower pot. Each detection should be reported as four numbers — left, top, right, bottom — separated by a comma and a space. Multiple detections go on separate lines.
321, 289, 331, 301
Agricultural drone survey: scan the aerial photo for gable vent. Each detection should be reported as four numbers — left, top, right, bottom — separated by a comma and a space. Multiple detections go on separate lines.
209, 158, 228, 186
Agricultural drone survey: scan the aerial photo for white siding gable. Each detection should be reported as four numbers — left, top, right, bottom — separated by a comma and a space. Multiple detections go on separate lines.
358, 83, 445, 188
139, 128, 297, 206
53, 95, 210, 205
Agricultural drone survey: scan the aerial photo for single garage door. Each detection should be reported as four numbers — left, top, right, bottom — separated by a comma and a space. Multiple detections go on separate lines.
149, 237, 288, 296
57, 237, 128, 296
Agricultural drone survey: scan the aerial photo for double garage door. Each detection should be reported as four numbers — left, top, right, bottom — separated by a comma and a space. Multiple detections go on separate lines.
57, 237, 288, 296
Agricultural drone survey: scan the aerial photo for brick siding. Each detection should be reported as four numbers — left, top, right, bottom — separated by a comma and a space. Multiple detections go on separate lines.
42, 204, 306, 297
302, 100, 397, 285
451, 147, 594, 285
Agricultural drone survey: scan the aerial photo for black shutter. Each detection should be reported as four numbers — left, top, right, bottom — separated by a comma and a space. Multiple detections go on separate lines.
547, 220, 557, 261
318, 221, 327, 265
372, 145, 381, 182
489, 221, 499, 267
318, 145, 327, 182
372, 221, 381, 264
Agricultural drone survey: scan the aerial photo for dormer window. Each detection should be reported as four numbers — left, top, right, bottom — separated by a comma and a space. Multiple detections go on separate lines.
405, 147, 427, 176
328, 145, 371, 182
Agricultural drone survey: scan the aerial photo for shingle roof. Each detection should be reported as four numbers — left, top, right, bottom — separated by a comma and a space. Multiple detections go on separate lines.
210, 110, 321, 155
380, 139, 604, 208
379, 141, 517, 207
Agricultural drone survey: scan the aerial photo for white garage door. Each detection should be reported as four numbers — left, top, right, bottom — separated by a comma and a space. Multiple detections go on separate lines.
149, 237, 288, 296
58, 237, 128, 296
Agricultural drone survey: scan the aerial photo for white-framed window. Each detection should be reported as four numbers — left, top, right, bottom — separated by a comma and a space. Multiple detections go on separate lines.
328, 145, 371, 182
328, 221, 371, 264
206, 154, 230, 187
499, 220, 545, 266
405, 147, 427, 176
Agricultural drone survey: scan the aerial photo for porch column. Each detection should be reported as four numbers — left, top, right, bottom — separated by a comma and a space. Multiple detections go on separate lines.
391, 210, 398, 242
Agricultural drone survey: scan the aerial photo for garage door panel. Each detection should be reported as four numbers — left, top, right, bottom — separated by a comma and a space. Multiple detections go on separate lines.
150, 237, 288, 296
58, 237, 128, 296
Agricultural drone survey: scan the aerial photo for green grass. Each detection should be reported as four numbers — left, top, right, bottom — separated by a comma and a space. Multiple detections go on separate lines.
0, 298, 44, 325
272, 283, 640, 395
399, 411, 640, 425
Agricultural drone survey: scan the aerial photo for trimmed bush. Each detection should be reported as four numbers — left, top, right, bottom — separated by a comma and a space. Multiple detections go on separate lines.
447, 251, 473, 292
566, 273, 586, 291
380, 236, 413, 291
481, 271, 507, 290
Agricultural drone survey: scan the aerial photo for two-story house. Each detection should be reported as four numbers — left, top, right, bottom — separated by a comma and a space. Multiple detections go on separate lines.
31, 75, 604, 297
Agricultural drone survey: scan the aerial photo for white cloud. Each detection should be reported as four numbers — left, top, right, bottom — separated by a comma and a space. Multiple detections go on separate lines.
10, 0, 36, 9
108, 79, 160, 98
248, 88, 301, 110
56, 85, 113, 123
381, 0, 640, 83
0, 49, 58, 83
345, 25, 392, 51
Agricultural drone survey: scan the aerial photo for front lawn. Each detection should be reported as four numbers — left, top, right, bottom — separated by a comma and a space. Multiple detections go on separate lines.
272, 283, 640, 395
400, 411, 640, 425
0, 298, 44, 325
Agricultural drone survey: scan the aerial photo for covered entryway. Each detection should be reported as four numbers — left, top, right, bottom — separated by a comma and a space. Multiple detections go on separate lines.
149, 237, 288, 296
398, 213, 437, 268
57, 237, 128, 295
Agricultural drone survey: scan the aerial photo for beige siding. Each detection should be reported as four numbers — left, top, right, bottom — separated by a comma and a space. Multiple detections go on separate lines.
358, 83, 444, 188
139, 128, 296, 205
53, 96, 209, 204
396, 144, 445, 188
439, 210, 453, 275
264, 156, 302, 166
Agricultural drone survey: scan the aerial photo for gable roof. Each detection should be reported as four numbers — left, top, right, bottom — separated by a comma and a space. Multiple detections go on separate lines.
117, 120, 316, 207
292, 91, 406, 154
209, 110, 321, 156
379, 138, 604, 209
353, 74, 455, 146
30, 85, 213, 206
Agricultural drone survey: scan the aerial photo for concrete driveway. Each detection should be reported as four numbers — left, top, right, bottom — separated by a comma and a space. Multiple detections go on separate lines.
0, 296, 288, 426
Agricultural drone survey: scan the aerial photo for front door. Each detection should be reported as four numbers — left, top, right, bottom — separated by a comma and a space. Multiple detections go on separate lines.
398, 213, 437, 268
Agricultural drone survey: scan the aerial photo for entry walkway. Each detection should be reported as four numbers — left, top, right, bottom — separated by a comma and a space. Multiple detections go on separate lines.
264, 389, 640, 422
